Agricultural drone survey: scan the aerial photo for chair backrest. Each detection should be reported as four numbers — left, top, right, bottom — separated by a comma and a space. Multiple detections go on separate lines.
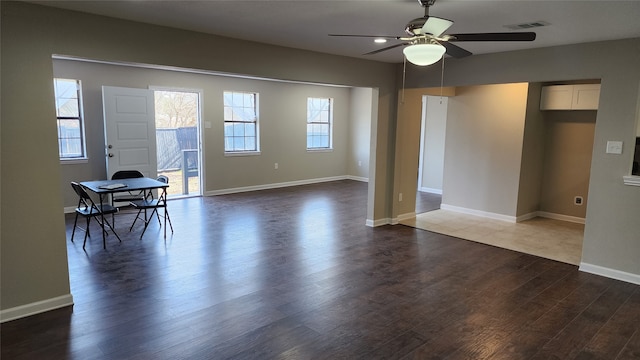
111, 170, 144, 180
157, 175, 169, 184
71, 182, 93, 208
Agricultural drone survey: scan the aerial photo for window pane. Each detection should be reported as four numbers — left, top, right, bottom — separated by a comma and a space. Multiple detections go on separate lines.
225, 137, 233, 151
57, 98, 79, 117
244, 123, 255, 137
58, 119, 80, 136
224, 107, 234, 120
60, 138, 83, 158
320, 135, 329, 148
245, 137, 256, 151
233, 137, 245, 150
319, 110, 329, 122
233, 123, 245, 136
224, 123, 234, 136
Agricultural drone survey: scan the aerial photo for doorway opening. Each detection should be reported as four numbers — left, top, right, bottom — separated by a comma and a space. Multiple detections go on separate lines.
153, 89, 203, 198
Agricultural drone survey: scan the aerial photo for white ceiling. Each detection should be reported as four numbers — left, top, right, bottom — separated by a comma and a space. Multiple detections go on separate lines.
27, 0, 640, 63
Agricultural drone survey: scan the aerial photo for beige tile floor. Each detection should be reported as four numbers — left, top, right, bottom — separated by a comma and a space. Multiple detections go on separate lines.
401, 209, 584, 265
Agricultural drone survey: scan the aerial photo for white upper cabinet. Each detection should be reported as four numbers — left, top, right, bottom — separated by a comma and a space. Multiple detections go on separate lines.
540, 84, 600, 110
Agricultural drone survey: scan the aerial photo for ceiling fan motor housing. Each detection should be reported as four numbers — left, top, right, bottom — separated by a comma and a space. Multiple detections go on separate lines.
417, 0, 437, 7
405, 17, 429, 36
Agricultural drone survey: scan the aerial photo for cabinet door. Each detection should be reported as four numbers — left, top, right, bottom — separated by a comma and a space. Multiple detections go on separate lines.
540, 85, 573, 110
572, 84, 600, 110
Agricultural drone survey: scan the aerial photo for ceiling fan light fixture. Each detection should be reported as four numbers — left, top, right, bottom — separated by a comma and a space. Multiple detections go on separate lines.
403, 43, 445, 66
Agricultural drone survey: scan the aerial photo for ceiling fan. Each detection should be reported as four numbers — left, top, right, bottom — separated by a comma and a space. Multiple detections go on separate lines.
329, 0, 536, 66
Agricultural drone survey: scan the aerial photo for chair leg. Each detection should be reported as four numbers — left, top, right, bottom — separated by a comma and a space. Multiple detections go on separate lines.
139, 208, 159, 239
130, 208, 143, 232
71, 213, 79, 242
165, 208, 174, 234
102, 218, 122, 243
83, 216, 91, 249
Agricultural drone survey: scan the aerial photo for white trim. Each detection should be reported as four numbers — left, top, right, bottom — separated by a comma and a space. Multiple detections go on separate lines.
204, 176, 348, 196
397, 212, 416, 222
537, 211, 586, 224
440, 204, 517, 223
52, 54, 351, 88
1, 294, 74, 323
579, 262, 640, 285
60, 158, 89, 165
623, 175, 640, 186
418, 187, 442, 195
516, 211, 538, 222
64, 176, 368, 212
346, 175, 368, 182
366, 218, 391, 227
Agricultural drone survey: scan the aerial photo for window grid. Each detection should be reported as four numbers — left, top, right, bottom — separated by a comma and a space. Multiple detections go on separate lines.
54, 78, 86, 159
307, 97, 332, 150
223, 91, 259, 152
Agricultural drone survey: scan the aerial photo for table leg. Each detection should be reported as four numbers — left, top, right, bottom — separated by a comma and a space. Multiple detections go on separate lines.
100, 194, 106, 249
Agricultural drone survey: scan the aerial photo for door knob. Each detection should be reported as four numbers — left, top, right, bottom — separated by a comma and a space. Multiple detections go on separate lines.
108, 153, 114, 158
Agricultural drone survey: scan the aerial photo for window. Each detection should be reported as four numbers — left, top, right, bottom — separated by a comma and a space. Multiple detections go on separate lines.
307, 97, 333, 150
223, 91, 259, 153
54, 78, 86, 159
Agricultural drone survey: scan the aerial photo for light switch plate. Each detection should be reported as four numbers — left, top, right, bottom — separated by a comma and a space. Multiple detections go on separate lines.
606, 141, 623, 154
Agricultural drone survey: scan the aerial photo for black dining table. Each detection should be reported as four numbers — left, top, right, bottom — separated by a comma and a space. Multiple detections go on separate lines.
80, 177, 169, 247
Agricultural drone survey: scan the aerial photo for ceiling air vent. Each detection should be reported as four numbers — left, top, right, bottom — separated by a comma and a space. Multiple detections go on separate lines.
504, 21, 550, 30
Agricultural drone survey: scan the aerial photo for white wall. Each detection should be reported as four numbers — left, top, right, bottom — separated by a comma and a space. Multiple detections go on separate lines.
442, 83, 530, 217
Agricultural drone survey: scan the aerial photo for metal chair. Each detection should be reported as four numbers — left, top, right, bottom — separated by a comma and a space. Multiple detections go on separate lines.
129, 176, 173, 239
70, 182, 121, 249
111, 170, 145, 206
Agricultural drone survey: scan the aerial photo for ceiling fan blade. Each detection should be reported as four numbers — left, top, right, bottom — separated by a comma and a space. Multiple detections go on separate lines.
329, 34, 401, 39
442, 42, 472, 58
448, 32, 536, 42
420, 16, 453, 37
364, 43, 406, 55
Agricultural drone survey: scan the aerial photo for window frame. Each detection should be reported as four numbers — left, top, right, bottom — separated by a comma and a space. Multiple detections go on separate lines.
306, 97, 333, 151
54, 78, 88, 161
223, 91, 260, 155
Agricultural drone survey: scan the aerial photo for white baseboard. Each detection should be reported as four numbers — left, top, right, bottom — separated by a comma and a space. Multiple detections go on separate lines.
1, 294, 74, 323
516, 212, 538, 222
366, 218, 390, 227
205, 176, 352, 196
419, 187, 442, 195
346, 175, 369, 183
440, 204, 517, 223
64, 206, 76, 214
396, 212, 416, 223
579, 262, 640, 285
537, 211, 585, 224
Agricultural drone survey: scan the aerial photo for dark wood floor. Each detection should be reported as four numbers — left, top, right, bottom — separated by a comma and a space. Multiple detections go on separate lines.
415, 190, 441, 214
3, 180, 640, 359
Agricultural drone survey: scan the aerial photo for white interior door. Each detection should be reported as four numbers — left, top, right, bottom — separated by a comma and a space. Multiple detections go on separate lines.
102, 86, 157, 179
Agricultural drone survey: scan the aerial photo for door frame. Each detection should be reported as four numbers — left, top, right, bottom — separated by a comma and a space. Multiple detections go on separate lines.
149, 86, 205, 197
